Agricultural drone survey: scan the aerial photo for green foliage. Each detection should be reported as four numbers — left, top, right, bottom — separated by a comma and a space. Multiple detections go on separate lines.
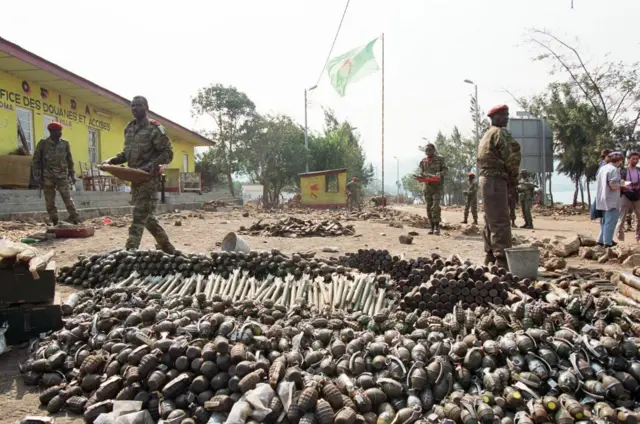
402, 168, 422, 198
195, 147, 224, 190
308, 108, 374, 186
512, 28, 640, 205
192, 88, 375, 204
191, 84, 256, 196
430, 127, 476, 204
237, 114, 307, 205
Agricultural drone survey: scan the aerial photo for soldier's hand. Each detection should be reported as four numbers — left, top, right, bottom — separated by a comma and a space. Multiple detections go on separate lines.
69, 175, 76, 184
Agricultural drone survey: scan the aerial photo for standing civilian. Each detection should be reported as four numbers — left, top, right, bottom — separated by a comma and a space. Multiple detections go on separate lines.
617, 152, 640, 242
595, 151, 623, 247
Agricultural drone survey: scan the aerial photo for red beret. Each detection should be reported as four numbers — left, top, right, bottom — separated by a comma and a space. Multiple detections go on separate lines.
47, 122, 63, 131
487, 105, 508, 117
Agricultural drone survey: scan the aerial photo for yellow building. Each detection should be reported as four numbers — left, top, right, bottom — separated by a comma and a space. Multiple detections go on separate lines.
298, 168, 348, 208
0, 36, 211, 182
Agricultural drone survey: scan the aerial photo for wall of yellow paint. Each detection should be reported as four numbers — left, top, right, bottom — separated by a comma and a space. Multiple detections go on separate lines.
0, 70, 196, 175
299, 171, 347, 207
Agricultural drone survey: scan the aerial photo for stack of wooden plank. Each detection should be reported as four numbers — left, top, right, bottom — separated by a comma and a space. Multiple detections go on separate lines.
0, 239, 62, 344
239, 217, 356, 237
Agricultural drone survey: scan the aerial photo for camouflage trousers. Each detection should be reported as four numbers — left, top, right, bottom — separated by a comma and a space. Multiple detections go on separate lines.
127, 176, 172, 250
43, 176, 79, 224
520, 198, 533, 225
347, 195, 361, 211
508, 187, 517, 222
423, 184, 442, 224
481, 176, 512, 261
464, 196, 478, 222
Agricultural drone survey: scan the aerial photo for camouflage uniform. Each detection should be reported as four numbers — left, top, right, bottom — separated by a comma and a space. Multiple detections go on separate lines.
506, 141, 521, 226
108, 118, 174, 252
477, 126, 514, 267
463, 179, 478, 224
345, 181, 360, 211
419, 153, 448, 233
32, 137, 80, 225
517, 174, 537, 228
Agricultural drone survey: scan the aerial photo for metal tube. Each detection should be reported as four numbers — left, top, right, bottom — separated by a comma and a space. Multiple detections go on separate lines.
381, 32, 385, 200
304, 89, 309, 173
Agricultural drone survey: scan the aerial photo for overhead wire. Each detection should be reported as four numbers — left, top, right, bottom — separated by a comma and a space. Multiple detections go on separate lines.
311, 0, 352, 90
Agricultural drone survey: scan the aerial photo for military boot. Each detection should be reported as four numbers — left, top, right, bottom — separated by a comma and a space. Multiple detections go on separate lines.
496, 257, 509, 270
511, 220, 517, 228
428, 224, 435, 235
157, 242, 177, 255
461, 219, 468, 224
472, 219, 478, 225
434, 223, 441, 235
519, 223, 528, 228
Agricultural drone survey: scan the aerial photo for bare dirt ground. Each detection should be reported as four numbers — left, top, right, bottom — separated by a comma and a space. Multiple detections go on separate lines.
0, 204, 617, 423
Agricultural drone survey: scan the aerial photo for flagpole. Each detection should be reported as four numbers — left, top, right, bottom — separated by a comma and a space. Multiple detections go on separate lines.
381, 33, 385, 204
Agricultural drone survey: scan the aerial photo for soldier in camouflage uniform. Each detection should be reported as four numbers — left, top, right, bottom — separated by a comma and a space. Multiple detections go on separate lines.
462, 172, 478, 224
506, 139, 521, 228
517, 169, 537, 229
477, 105, 515, 269
419, 143, 448, 235
104, 96, 176, 253
345, 177, 361, 211
32, 121, 80, 225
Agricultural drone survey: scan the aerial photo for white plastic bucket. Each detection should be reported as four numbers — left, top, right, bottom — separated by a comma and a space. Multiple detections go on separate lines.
505, 247, 540, 279
221, 232, 250, 253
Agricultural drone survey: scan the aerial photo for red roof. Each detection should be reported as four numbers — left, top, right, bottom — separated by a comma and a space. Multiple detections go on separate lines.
0, 36, 212, 146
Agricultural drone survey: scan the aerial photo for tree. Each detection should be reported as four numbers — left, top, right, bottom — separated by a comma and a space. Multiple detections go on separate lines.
526, 28, 640, 151
402, 168, 422, 199
308, 109, 375, 186
237, 114, 307, 206
195, 147, 225, 191
191, 84, 256, 196
426, 127, 476, 205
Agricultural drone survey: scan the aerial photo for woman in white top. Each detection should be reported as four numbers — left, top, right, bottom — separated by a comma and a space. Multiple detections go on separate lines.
595, 151, 623, 247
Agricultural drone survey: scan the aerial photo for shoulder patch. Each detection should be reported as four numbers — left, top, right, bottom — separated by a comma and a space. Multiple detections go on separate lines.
150, 120, 166, 135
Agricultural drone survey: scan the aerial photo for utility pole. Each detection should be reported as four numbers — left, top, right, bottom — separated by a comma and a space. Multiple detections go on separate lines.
464, 79, 480, 175
304, 85, 317, 173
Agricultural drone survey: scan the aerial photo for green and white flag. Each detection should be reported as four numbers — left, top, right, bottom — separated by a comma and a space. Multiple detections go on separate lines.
327, 38, 380, 97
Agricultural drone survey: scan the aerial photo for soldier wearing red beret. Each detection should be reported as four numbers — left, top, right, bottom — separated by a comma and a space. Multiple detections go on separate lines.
476, 104, 518, 269
31, 121, 80, 225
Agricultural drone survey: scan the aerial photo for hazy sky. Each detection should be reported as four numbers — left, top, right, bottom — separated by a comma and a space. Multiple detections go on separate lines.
5, 0, 640, 189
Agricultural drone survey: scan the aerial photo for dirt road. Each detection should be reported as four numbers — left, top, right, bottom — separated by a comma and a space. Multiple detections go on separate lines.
0, 205, 608, 423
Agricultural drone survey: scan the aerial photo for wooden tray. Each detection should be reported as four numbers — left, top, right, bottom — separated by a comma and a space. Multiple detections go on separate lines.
98, 165, 151, 183
53, 226, 95, 238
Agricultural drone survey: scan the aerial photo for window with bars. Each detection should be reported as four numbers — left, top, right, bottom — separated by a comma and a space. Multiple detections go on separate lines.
88, 128, 100, 163
16, 107, 34, 153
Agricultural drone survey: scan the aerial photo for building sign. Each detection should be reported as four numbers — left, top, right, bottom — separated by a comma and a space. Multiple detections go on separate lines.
0, 80, 111, 131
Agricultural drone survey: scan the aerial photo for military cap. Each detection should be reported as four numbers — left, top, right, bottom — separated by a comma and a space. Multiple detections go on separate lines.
608, 151, 623, 158
47, 121, 63, 131
487, 104, 509, 117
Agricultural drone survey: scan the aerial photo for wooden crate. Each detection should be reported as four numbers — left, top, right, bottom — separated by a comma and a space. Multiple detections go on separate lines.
0, 261, 56, 308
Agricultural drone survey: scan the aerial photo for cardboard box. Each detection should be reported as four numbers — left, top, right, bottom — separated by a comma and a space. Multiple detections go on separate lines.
0, 155, 32, 188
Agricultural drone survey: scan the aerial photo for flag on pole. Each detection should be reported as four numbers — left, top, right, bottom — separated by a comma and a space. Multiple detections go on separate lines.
327, 38, 380, 97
